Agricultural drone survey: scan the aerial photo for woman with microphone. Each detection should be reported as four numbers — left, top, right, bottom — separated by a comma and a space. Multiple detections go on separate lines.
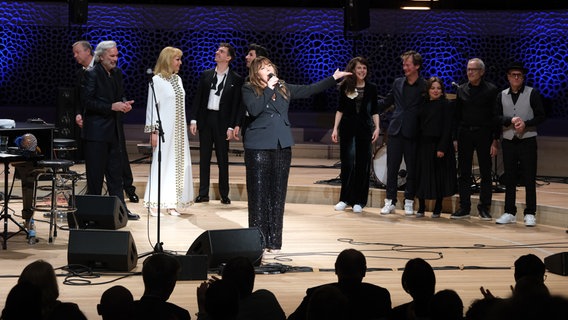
241, 56, 350, 252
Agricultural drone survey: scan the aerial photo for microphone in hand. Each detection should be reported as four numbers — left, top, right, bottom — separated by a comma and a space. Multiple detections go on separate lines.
268, 73, 282, 88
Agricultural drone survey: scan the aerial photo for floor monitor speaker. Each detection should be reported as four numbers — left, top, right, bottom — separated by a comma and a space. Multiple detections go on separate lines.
68, 195, 127, 230
175, 254, 208, 280
187, 228, 264, 269
67, 229, 137, 271
544, 252, 568, 276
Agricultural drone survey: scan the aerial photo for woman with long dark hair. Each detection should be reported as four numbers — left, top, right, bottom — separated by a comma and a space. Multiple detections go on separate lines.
331, 57, 380, 213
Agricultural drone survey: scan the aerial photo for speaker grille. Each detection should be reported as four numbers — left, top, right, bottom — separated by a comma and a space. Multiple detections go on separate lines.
187, 228, 264, 269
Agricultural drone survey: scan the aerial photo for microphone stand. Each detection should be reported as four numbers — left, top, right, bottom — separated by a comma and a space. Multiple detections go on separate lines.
149, 75, 165, 253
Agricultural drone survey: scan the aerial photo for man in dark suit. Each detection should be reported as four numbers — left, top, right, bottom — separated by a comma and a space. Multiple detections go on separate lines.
81, 40, 139, 220
73, 40, 139, 204
287, 248, 392, 320
190, 43, 243, 204
378, 50, 427, 216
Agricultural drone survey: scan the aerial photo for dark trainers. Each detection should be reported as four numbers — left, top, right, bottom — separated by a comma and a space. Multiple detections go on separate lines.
478, 209, 492, 221
451, 209, 470, 219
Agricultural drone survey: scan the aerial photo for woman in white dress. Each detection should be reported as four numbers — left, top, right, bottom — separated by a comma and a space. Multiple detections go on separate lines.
143, 46, 193, 216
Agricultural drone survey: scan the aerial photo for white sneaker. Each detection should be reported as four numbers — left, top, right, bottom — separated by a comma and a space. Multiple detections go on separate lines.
496, 213, 516, 224
353, 204, 362, 213
524, 214, 536, 227
404, 199, 414, 216
380, 199, 395, 215
334, 201, 347, 211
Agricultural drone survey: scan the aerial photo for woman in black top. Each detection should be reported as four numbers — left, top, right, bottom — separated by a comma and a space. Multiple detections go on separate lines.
331, 57, 380, 213
415, 77, 456, 217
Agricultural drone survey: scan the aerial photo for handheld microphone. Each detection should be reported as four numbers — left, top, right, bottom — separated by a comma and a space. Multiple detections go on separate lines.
268, 73, 282, 88
451, 81, 460, 88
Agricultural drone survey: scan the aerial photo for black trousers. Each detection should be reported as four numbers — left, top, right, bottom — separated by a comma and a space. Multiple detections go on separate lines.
502, 136, 537, 216
245, 147, 291, 250
338, 130, 371, 207
121, 136, 135, 194
386, 134, 416, 204
84, 138, 126, 207
457, 127, 493, 211
198, 110, 229, 198
13, 162, 42, 220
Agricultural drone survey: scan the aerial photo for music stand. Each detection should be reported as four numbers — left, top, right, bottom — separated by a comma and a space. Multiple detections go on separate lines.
0, 154, 29, 249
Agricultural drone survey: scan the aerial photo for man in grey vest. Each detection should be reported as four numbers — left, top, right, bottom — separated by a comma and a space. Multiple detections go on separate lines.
495, 62, 545, 226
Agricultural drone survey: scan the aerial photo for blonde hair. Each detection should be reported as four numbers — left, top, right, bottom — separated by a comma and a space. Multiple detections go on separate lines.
154, 46, 183, 78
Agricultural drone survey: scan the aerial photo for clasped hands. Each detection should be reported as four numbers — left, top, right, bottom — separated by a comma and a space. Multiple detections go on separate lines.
511, 116, 525, 133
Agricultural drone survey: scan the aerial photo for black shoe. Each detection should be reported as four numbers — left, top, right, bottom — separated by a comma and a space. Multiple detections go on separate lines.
195, 195, 209, 203
127, 211, 140, 220
220, 196, 231, 204
478, 209, 492, 221
450, 209, 471, 219
127, 191, 139, 203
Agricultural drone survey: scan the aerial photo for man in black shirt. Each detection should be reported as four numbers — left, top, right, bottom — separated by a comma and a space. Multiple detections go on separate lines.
451, 58, 499, 220
494, 62, 545, 226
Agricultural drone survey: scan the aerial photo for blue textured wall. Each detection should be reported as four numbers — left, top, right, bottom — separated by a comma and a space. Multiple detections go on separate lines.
0, 2, 567, 135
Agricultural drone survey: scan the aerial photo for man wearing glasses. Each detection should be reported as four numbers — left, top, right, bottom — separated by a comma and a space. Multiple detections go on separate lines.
451, 58, 499, 221
494, 63, 545, 226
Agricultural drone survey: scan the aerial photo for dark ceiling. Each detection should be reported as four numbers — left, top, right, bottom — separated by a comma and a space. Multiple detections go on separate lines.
41, 0, 567, 11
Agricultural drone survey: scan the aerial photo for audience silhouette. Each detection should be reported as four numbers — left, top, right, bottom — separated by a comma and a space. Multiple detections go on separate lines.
430, 289, 464, 320
131, 253, 191, 320
1, 282, 43, 320
389, 257, 436, 320
288, 248, 391, 320
17, 260, 86, 320
97, 285, 134, 320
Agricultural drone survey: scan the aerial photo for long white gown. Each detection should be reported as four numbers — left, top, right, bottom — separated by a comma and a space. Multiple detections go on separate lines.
143, 74, 193, 210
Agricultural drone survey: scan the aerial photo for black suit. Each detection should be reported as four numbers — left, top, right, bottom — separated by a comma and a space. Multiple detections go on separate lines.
378, 76, 427, 203
190, 68, 243, 199
81, 63, 128, 207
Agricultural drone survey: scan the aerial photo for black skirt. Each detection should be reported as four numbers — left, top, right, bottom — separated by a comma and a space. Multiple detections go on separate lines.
415, 137, 457, 199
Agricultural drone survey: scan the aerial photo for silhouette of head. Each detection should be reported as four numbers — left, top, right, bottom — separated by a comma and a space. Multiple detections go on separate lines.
97, 285, 134, 320
514, 254, 545, 283
335, 249, 366, 281
221, 256, 256, 298
401, 258, 436, 299
141, 253, 181, 300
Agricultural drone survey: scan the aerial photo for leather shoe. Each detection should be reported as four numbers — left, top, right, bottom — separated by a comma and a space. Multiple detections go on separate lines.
127, 211, 140, 220
478, 208, 492, 221
221, 196, 231, 204
195, 195, 209, 203
127, 191, 139, 203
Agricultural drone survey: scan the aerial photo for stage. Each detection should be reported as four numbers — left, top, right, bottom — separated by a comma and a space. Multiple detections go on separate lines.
0, 152, 567, 318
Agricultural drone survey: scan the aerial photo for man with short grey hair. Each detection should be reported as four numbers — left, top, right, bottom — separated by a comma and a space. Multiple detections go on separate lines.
451, 58, 499, 221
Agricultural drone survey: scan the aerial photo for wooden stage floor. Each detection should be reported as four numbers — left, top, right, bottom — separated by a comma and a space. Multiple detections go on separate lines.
1, 156, 568, 318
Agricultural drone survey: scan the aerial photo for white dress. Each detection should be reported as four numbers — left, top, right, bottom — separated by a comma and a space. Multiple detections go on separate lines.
143, 74, 193, 210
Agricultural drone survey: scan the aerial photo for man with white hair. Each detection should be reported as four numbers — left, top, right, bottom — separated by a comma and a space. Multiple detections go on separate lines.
81, 40, 139, 220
